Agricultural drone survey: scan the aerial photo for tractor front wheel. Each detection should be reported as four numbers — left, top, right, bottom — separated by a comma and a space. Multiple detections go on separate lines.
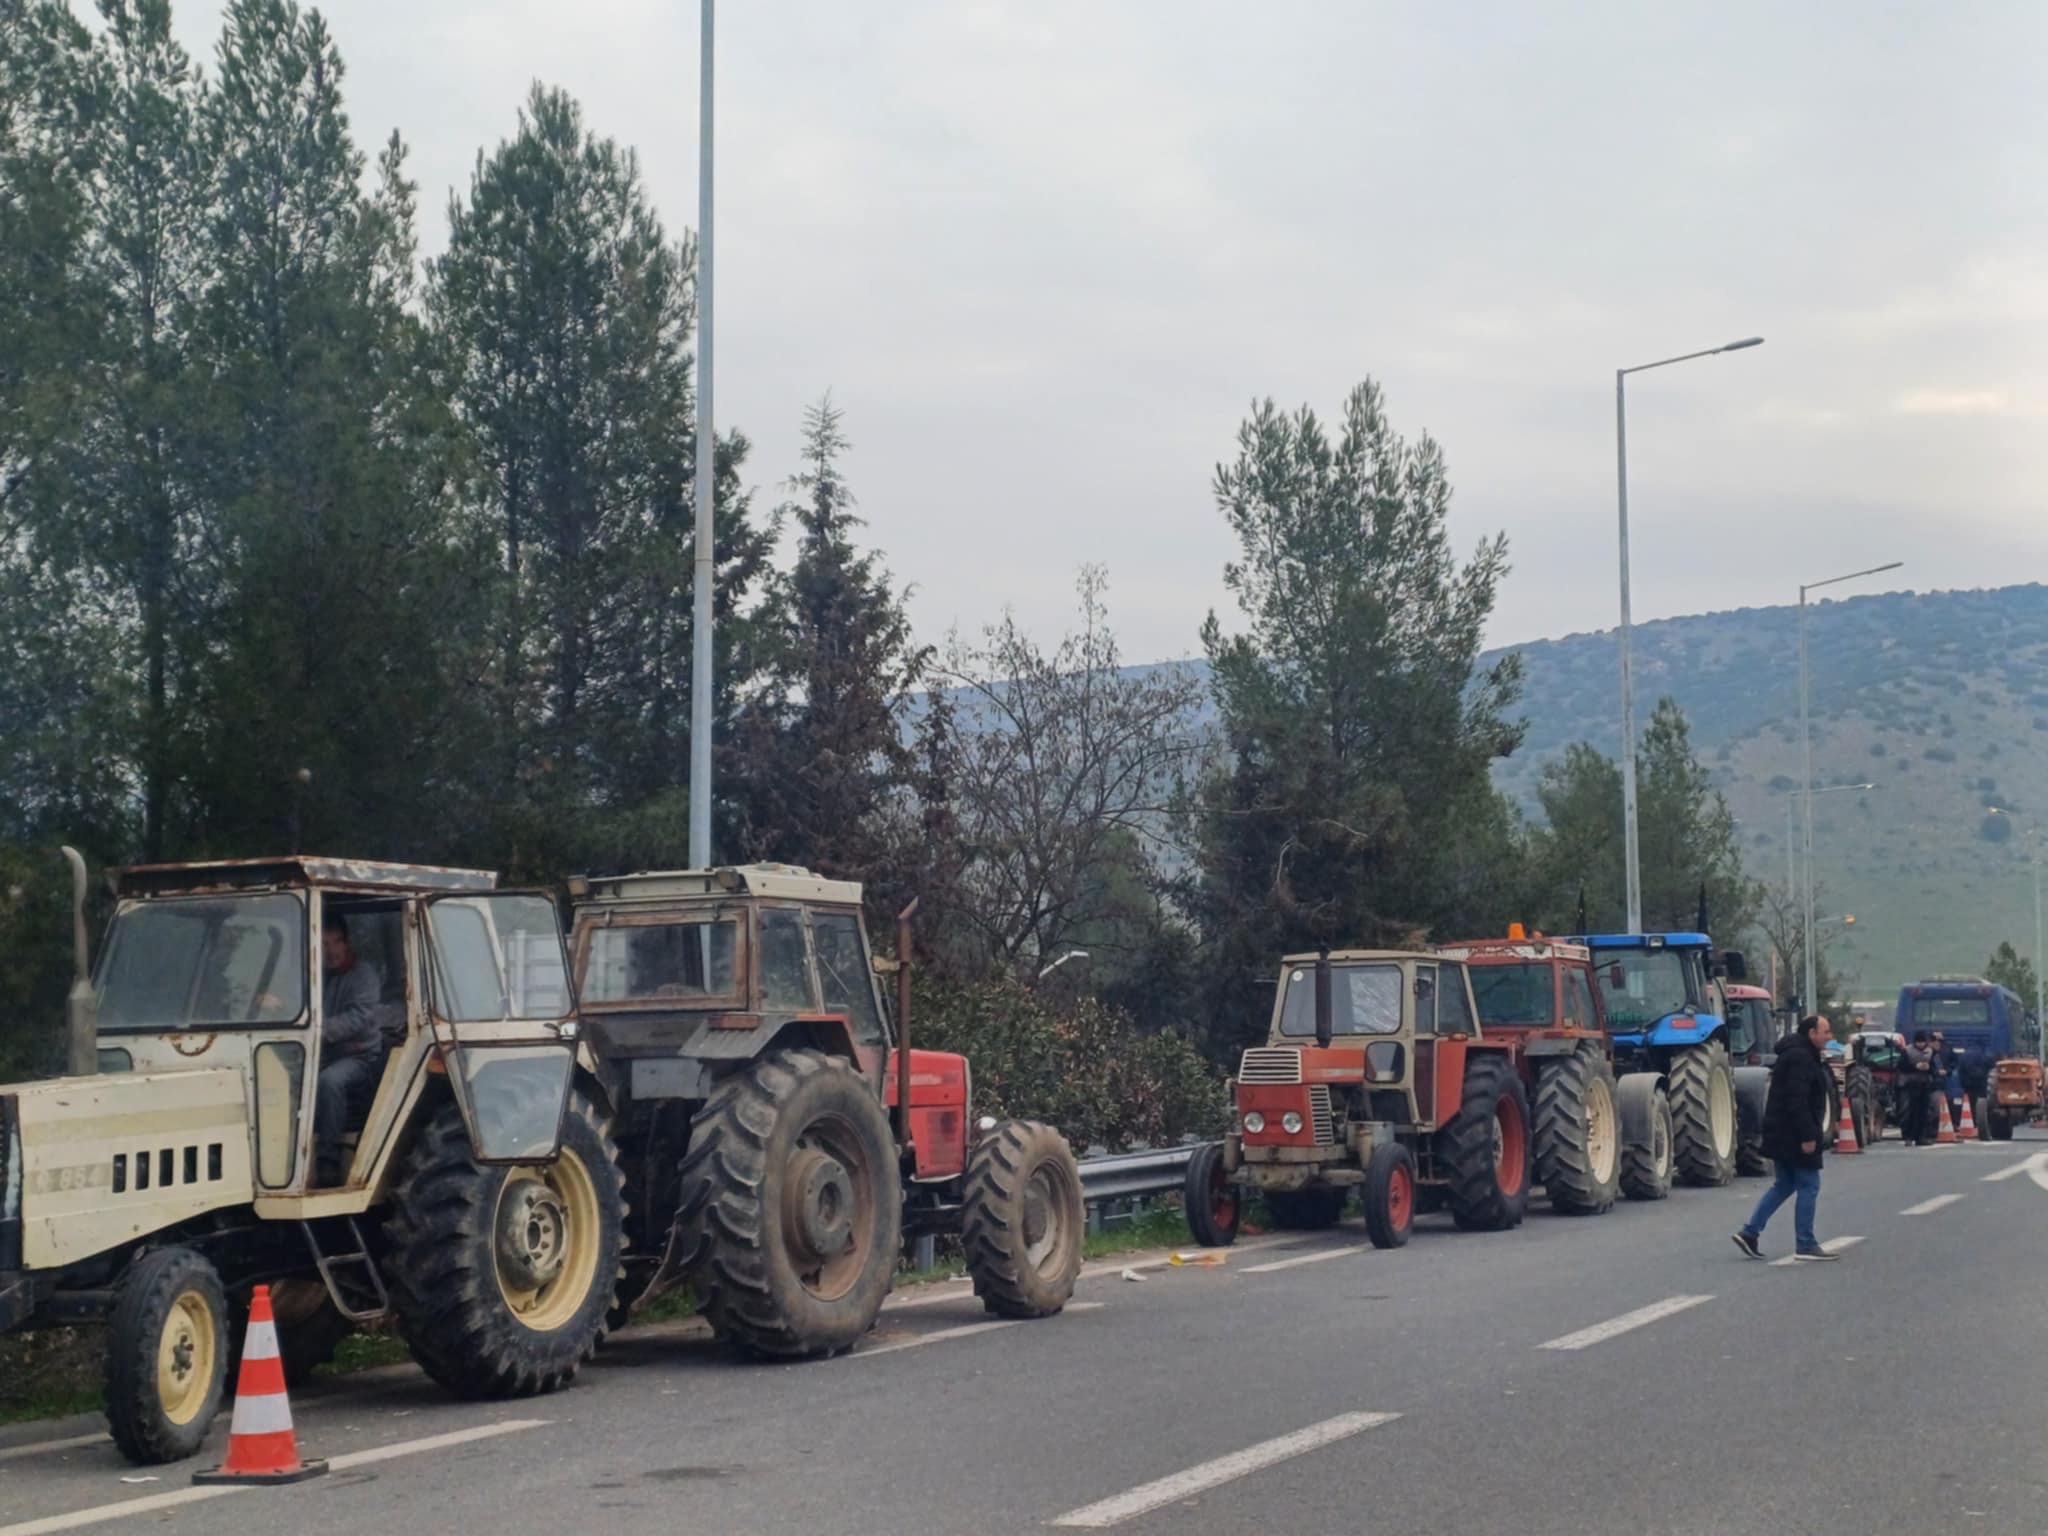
1846, 1063, 1878, 1149
1618, 1078, 1673, 1201
961, 1120, 1085, 1318
1985, 1103, 2014, 1141
1668, 1041, 1736, 1186
105, 1246, 229, 1466
1183, 1142, 1241, 1248
1443, 1054, 1530, 1232
385, 1091, 625, 1397
1362, 1143, 1415, 1249
1535, 1044, 1620, 1216
678, 1050, 902, 1356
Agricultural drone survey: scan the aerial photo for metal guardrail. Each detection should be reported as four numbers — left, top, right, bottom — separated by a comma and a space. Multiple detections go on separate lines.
1076, 1144, 1200, 1204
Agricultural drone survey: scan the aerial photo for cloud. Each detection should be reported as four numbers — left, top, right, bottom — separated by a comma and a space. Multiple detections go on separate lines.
1891, 390, 2023, 417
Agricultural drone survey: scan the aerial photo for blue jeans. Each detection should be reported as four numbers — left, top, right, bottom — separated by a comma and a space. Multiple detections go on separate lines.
1743, 1160, 1820, 1250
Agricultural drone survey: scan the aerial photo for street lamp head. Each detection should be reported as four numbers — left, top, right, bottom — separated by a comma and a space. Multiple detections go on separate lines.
1720, 337, 1765, 352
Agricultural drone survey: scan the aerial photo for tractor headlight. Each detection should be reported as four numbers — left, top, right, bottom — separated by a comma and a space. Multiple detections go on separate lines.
1281, 1111, 1304, 1135
1242, 1111, 1267, 1134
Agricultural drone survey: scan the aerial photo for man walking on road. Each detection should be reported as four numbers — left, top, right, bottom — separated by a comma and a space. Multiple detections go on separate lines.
1733, 1014, 1838, 1262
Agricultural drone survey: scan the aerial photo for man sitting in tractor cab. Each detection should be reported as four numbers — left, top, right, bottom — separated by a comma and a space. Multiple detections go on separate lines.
314, 911, 385, 1186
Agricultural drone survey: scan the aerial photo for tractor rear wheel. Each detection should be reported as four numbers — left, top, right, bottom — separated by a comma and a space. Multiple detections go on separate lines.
1845, 1063, 1878, 1149
385, 1091, 625, 1397
104, 1246, 229, 1466
1619, 1081, 1673, 1201
1986, 1103, 2014, 1141
1443, 1054, 1530, 1232
678, 1050, 902, 1356
1362, 1143, 1415, 1249
1183, 1142, 1241, 1248
1734, 1067, 1770, 1177
1263, 1188, 1347, 1230
962, 1120, 1085, 1318
1668, 1040, 1736, 1186
1535, 1044, 1620, 1216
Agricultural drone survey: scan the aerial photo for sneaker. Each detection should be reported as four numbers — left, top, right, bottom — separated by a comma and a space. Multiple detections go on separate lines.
1794, 1246, 1840, 1262
1731, 1230, 1763, 1261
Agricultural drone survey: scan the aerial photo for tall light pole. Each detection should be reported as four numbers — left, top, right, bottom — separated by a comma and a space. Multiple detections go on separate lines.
688, 0, 716, 870
1799, 562, 1902, 1012
1616, 336, 1764, 932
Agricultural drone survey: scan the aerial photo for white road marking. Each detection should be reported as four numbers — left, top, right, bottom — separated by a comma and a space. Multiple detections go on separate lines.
1770, 1235, 1865, 1267
1901, 1194, 1965, 1216
1979, 1151, 2048, 1183
1243, 1244, 1371, 1274
0, 1433, 107, 1465
0, 1419, 547, 1536
852, 1302, 1104, 1359
1536, 1295, 1713, 1351
1049, 1410, 1400, 1527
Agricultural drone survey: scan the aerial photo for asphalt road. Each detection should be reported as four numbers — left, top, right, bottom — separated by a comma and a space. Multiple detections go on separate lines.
6, 1131, 2047, 1536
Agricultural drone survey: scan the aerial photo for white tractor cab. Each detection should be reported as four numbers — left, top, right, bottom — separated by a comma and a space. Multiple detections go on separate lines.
1, 853, 618, 1465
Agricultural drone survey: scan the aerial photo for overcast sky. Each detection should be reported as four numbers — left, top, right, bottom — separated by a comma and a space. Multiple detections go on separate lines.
167, 0, 2048, 660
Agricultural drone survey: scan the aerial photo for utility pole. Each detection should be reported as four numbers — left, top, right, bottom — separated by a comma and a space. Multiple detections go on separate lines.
687, 0, 716, 871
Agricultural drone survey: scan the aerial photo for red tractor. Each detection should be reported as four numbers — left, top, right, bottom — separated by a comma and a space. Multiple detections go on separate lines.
1184, 948, 1531, 1251
1436, 930, 1623, 1215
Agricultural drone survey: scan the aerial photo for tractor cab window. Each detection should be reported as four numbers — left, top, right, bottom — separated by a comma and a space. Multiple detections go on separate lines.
424, 895, 571, 1022
1562, 968, 1597, 1028
1413, 965, 1439, 1034
811, 911, 885, 1046
758, 908, 818, 1013
582, 919, 739, 1005
1469, 964, 1555, 1028
1596, 947, 1693, 1030
1438, 963, 1475, 1033
1279, 963, 1404, 1037
98, 893, 306, 1031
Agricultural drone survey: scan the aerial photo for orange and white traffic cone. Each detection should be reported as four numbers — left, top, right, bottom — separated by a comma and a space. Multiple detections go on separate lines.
1956, 1095, 1979, 1141
193, 1286, 327, 1485
1934, 1094, 1958, 1146
1834, 1094, 1861, 1154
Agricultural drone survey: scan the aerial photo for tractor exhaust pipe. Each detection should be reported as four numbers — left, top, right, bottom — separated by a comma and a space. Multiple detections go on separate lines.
61, 846, 96, 1076
1314, 949, 1333, 1049
895, 897, 920, 1156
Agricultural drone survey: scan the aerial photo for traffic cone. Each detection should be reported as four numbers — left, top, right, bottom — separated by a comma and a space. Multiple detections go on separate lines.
1934, 1094, 1958, 1146
1834, 1094, 1861, 1154
193, 1286, 328, 1485
1956, 1095, 1979, 1141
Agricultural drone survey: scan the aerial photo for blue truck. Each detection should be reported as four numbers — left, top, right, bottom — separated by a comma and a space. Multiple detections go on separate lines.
1573, 932, 1772, 1187
1894, 977, 2042, 1138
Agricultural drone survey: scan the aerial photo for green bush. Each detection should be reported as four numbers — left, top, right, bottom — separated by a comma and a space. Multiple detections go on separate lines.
911, 972, 1224, 1151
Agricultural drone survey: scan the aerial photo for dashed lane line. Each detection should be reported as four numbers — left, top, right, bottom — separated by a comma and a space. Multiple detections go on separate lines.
1048, 1410, 1401, 1527
1901, 1193, 1965, 1216
1536, 1294, 1713, 1351
0, 1419, 549, 1536
851, 1302, 1105, 1359
1242, 1244, 1371, 1274
1769, 1235, 1865, 1267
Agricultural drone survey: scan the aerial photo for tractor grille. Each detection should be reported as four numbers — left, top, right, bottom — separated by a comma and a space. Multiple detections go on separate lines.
1238, 1048, 1302, 1085
1308, 1085, 1335, 1145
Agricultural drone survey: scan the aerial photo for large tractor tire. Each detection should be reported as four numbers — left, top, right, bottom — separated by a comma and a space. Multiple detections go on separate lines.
1668, 1040, 1737, 1187
1617, 1075, 1673, 1201
1985, 1102, 2014, 1141
1534, 1044, 1620, 1216
1183, 1141, 1241, 1248
678, 1050, 901, 1357
1845, 1063, 1878, 1148
1362, 1142, 1415, 1249
385, 1091, 625, 1397
1442, 1053, 1531, 1232
1263, 1188, 1347, 1230
1733, 1066, 1770, 1177
104, 1246, 229, 1466
962, 1119, 1085, 1318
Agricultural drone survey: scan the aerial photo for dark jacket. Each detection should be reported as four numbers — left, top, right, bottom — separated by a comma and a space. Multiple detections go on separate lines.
1761, 1031, 1830, 1170
321, 959, 384, 1063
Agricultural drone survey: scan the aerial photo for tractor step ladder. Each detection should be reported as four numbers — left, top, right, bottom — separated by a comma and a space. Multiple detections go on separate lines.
300, 1217, 391, 1324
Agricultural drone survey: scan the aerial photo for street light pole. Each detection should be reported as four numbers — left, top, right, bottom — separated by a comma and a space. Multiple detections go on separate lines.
1615, 336, 1763, 933
1798, 562, 1902, 1013
687, 0, 716, 871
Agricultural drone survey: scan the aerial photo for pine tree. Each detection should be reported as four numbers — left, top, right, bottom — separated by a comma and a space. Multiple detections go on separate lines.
730, 396, 929, 901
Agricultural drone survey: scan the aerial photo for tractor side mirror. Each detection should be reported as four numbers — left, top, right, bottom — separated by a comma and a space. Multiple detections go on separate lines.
1721, 950, 1748, 983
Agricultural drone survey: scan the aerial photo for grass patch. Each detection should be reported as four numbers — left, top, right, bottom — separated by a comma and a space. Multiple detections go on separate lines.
1082, 1206, 1192, 1259
0, 1328, 104, 1427
317, 1328, 411, 1376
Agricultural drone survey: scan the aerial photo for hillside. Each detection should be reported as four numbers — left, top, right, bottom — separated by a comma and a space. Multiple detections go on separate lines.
1488, 583, 2048, 994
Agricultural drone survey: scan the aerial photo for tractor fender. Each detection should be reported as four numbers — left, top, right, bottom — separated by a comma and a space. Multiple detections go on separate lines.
1732, 1065, 1770, 1141
1614, 1070, 1669, 1147
1643, 1016, 1727, 1049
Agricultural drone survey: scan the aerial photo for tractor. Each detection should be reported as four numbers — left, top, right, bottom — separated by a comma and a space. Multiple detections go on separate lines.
1437, 929, 1627, 1214
564, 865, 1085, 1349
1183, 948, 1530, 1251
1983, 1058, 2044, 1140
1845, 1029, 1903, 1146
1, 853, 625, 1465
1896, 977, 2043, 1142
1572, 932, 1766, 1188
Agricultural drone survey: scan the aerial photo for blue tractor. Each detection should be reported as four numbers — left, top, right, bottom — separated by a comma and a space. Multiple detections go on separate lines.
1573, 933, 1769, 1187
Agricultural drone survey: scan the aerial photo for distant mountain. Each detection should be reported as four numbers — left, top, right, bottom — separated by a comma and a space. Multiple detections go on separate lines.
1486, 583, 2048, 994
